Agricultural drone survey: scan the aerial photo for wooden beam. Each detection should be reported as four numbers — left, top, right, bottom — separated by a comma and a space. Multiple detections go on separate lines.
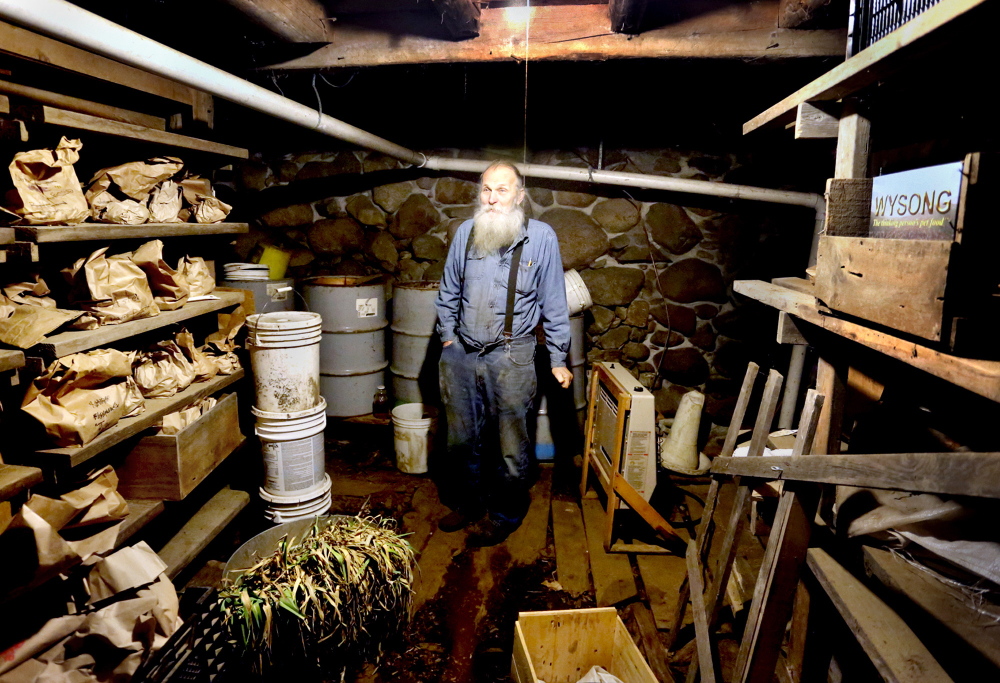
686, 541, 719, 683
778, 0, 837, 28
0, 79, 165, 130
0, 21, 213, 126
16, 222, 249, 243
0, 349, 25, 374
794, 102, 840, 139
429, 0, 481, 39
745, 0, 989, 133
712, 451, 1000, 498
552, 500, 592, 596
608, 0, 649, 34
807, 548, 952, 682
267, 4, 846, 69
734, 279, 1000, 403
158, 487, 250, 579
220, 0, 334, 43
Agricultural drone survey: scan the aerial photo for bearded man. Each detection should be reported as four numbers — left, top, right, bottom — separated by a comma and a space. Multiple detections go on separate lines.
434, 161, 572, 547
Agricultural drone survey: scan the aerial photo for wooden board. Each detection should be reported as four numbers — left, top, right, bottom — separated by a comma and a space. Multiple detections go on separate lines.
864, 546, 1000, 668
744, 0, 990, 133
551, 499, 592, 596
507, 466, 552, 567
807, 548, 952, 682
0, 464, 43, 500
268, 4, 845, 69
824, 178, 873, 237
0, 349, 25, 374
0, 227, 14, 245
581, 497, 638, 606
734, 279, 1000, 403
15, 222, 249, 243
224, 0, 334, 42
622, 601, 677, 683
815, 235, 952, 341
116, 498, 166, 545
712, 451, 1000, 499
34, 369, 244, 470
794, 101, 840, 139
158, 486, 250, 579
34, 290, 244, 358
637, 554, 688, 631
0, 78, 164, 129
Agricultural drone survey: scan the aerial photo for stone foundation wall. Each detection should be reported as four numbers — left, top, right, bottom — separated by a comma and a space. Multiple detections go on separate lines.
236, 148, 801, 445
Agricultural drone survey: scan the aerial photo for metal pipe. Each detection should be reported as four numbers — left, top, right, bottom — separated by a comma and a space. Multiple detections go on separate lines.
0, 0, 825, 220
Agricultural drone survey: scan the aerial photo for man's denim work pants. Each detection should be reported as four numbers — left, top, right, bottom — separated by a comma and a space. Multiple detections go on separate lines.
439, 335, 537, 529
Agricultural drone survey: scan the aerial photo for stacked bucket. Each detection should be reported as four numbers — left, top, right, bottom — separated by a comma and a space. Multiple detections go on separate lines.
247, 311, 331, 523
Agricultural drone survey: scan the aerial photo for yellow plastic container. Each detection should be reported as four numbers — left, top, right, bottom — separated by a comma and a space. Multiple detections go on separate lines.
258, 244, 291, 280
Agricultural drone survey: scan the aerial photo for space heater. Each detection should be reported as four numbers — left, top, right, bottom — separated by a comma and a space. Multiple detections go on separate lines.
580, 362, 679, 552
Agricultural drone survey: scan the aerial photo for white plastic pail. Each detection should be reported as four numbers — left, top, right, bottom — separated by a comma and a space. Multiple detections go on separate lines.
391, 403, 438, 474
248, 311, 322, 413
255, 399, 327, 496
259, 475, 333, 524
564, 269, 593, 316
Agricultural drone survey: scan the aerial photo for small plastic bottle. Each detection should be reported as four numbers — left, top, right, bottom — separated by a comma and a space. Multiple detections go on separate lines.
372, 385, 390, 419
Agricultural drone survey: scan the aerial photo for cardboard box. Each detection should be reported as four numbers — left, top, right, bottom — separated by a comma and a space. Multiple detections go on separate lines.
511, 608, 657, 683
116, 392, 244, 500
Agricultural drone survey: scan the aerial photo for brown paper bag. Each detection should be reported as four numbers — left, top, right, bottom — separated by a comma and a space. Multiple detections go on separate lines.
0, 301, 81, 348
4, 275, 56, 308
103, 198, 150, 225
132, 340, 196, 398
177, 255, 215, 297
63, 247, 160, 326
148, 179, 183, 223
7, 137, 90, 225
87, 157, 183, 202
22, 349, 146, 447
176, 329, 217, 382
159, 396, 216, 435
132, 240, 189, 311
179, 175, 232, 223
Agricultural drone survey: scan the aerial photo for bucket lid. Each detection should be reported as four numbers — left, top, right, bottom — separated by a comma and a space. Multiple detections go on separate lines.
248, 311, 322, 330
391, 403, 439, 421
252, 397, 327, 420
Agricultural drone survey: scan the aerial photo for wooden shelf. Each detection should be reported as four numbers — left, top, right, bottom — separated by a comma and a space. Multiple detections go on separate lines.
734, 279, 1000, 403
0, 97, 247, 159
743, 0, 989, 134
158, 486, 250, 579
15, 222, 249, 243
0, 464, 43, 500
33, 368, 244, 470
32, 290, 244, 359
116, 498, 166, 545
0, 349, 25, 373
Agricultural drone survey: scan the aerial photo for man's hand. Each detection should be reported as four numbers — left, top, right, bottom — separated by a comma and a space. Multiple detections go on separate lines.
442, 340, 453, 347
552, 367, 573, 389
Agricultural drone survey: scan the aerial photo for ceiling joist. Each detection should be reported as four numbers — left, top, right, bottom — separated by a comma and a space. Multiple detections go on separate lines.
220, 0, 334, 42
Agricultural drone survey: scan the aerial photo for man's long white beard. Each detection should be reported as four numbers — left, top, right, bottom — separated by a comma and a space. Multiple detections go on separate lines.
472, 204, 524, 255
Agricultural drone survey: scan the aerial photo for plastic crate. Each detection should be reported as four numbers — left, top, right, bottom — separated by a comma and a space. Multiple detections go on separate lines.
848, 0, 944, 56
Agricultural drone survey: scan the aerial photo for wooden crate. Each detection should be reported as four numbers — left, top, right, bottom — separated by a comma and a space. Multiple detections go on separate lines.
116, 392, 244, 501
511, 608, 657, 683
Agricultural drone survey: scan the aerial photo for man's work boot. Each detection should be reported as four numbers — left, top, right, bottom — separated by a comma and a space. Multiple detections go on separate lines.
438, 508, 485, 533
466, 517, 518, 547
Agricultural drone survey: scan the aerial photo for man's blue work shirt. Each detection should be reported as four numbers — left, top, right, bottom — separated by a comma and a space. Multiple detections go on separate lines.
435, 218, 571, 368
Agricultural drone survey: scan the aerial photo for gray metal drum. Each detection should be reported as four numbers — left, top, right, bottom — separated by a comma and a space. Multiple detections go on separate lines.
569, 314, 587, 410
221, 278, 295, 313
302, 276, 388, 417
390, 281, 440, 405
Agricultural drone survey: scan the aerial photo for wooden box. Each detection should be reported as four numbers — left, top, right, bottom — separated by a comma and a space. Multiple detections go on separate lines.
815, 153, 1000, 355
116, 392, 244, 501
511, 608, 657, 683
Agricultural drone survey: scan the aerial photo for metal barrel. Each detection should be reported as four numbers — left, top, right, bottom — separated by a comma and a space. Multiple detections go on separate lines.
302, 276, 388, 417
569, 314, 587, 411
221, 277, 296, 314
389, 281, 441, 405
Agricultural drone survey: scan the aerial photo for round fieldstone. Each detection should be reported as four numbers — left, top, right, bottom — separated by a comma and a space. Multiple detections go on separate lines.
592, 198, 640, 233
308, 217, 365, 255
239, 161, 270, 191
688, 156, 730, 176
650, 303, 696, 335
445, 205, 476, 219
445, 218, 465, 243
650, 330, 685, 347
625, 300, 650, 327
296, 161, 342, 181
541, 208, 609, 270
288, 248, 315, 268
609, 233, 631, 251
373, 182, 413, 213
646, 203, 702, 255
653, 156, 682, 174
598, 326, 631, 350
629, 326, 647, 342
554, 190, 596, 208
612, 224, 672, 263
655, 383, 687, 415
423, 259, 445, 281
362, 153, 400, 173
657, 347, 710, 387
663, 259, 727, 303
690, 323, 717, 351
615, 306, 628, 320
398, 257, 427, 281
527, 187, 554, 207
623, 342, 650, 361
713, 340, 752, 378
416, 177, 435, 190
260, 203, 314, 228
587, 306, 615, 335
588, 349, 624, 364
435, 177, 479, 205
412, 234, 448, 261
329, 259, 370, 276
580, 267, 644, 307
369, 231, 398, 268
346, 195, 387, 228
390, 194, 440, 239
276, 161, 298, 183
695, 304, 719, 319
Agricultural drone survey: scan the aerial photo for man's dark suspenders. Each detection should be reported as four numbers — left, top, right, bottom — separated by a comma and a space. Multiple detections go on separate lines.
464, 224, 525, 340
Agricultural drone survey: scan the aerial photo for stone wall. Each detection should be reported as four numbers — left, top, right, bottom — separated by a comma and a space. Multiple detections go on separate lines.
236, 147, 803, 446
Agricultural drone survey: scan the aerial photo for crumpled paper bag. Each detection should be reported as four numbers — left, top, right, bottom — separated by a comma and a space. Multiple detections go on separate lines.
0, 466, 128, 588
159, 396, 217, 435
202, 306, 246, 375
148, 179, 183, 223
176, 329, 217, 382
22, 349, 145, 447
132, 240, 189, 311
85, 157, 183, 224
132, 340, 196, 398
5, 275, 57, 308
179, 175, 231, 224
177, 255, 215, 297
7, 137, 90, 225
103, 199, 150, 225
63, 247, 160, 327
0, 297, 81, 349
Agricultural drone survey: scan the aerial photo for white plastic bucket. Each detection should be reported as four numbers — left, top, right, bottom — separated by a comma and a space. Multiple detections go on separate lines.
391, 403, 438, 474
564, 269, 593, 316
256, 400, 327, 496
248, 311, 322, 413
260, 475, 332, 524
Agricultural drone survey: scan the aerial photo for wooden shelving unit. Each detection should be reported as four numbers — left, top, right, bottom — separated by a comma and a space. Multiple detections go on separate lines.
15, 222, 249, 243
33, 368, 244, 470
32, 290, 244, 359
0, 349, 25, 374
0, 464, 43, 500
